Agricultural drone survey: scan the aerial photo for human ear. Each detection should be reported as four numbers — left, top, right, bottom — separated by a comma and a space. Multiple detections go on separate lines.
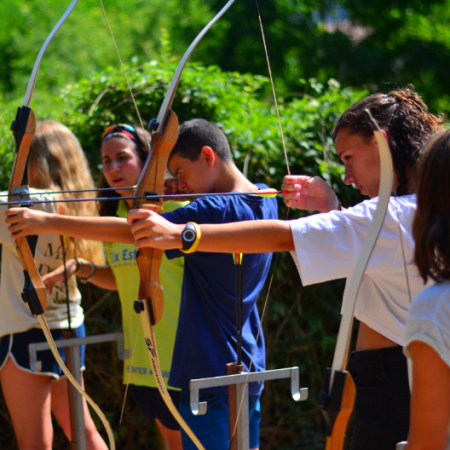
201, 146, 215, 167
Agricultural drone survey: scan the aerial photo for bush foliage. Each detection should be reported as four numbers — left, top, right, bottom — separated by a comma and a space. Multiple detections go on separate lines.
0, 59, 366, 448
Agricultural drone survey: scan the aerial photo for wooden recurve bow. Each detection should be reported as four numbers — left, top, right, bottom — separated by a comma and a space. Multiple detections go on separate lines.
131, 1, 235, 449
8, 2, 115, 448
318, 110, 394, 450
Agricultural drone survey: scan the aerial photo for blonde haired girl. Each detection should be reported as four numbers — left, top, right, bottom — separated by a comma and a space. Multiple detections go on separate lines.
0, 121, 106, 450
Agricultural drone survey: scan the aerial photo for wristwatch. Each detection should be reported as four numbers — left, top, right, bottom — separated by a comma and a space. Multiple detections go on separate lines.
181, 222, 201, 254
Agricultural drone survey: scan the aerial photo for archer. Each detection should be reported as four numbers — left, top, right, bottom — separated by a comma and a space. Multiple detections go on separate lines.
126, 88, 443, 450
0, 121, 106, 450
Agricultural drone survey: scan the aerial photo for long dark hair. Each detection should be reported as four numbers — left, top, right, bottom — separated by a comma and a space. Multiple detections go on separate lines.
413, 130, 450, 283
333, 87, 445, 195
98, 126, 151, 217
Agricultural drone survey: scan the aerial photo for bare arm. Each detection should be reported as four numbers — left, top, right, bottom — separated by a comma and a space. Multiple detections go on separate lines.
405, 341, 450, 450
128, 209, 294, 253
78, 262, 117, 290
43, 259, 118, 292
6, 208, 133, 243
197, 221, 294, 253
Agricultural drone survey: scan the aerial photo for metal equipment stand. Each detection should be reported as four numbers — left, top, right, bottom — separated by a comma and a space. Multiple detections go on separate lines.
29, 332, 127, 450
190, 366, 308, 450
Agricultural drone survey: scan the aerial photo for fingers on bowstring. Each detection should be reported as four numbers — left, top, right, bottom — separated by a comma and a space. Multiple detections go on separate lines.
308, 176, 327, 189
282, 175, 313, 195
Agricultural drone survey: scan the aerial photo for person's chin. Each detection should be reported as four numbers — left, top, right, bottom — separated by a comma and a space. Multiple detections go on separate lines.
116, 179, 135, 190
361, 188, 379, 199
357, 185, 370, 197
113, 185, 133, 195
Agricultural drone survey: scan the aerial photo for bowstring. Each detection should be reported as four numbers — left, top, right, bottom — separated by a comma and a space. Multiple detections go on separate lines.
60, 235, 73, 332
98, 0, 152, 154
119, 319, 141, 423
393, 197, 413, 303
390, 162, 412, 304
97, 0, 154, 423
58, 203, 72, 331
229, 1, 291, 446
59, 203, 77, 447
255, 0, 290, 176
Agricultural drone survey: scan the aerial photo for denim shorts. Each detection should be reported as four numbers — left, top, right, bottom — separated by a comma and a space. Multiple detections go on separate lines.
349, 346, 410, 450
0, 324, 86, 379
179, 390, 261, 450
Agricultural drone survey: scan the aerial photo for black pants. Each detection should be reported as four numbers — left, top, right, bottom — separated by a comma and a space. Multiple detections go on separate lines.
349, 346, 410, 450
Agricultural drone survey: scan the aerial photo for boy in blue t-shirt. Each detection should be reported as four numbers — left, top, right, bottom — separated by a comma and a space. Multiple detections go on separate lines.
129, 119, 277, 450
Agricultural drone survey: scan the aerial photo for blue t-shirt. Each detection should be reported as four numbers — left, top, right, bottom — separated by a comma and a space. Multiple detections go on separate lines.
163, 184, 278, 396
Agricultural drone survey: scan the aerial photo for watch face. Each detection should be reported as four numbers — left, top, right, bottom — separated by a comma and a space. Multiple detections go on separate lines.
183, 229, 196, 242
182, 223, 197, 251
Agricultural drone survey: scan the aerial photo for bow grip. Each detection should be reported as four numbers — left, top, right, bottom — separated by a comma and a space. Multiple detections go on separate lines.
320, 368, 356, 450
133, 111, 179, 326
15, 237, 49, 315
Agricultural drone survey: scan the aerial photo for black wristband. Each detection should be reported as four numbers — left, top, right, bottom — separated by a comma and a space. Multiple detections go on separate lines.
79, 262, 96, 283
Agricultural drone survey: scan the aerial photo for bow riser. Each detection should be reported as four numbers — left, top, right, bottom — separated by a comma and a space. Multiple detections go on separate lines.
322, 369, 356, 450
8, 107, 36, 195
15, 240, 49, 315
133, 110, 179, 325
8, 106, 49, 315
134, 110, 179, 210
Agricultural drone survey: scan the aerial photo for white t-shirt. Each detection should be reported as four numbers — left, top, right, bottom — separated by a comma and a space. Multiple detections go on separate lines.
404, 282, 450, 449
289, 194, 431, 345
0, 189, 83, 337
